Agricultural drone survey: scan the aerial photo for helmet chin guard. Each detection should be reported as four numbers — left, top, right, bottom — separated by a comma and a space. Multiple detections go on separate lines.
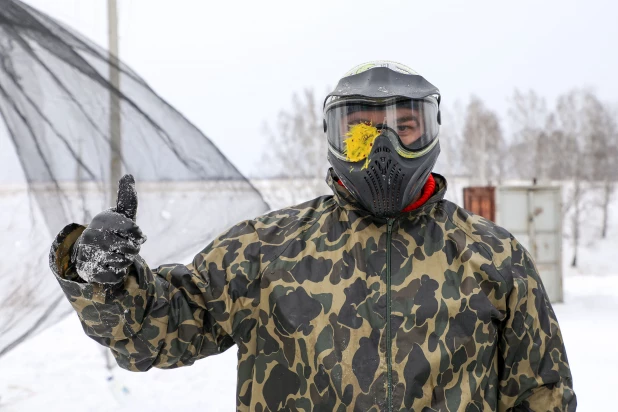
328, 129, 440, 218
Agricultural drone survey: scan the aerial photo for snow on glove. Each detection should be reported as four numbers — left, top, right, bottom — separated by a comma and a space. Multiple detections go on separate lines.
73, 174, 146, 284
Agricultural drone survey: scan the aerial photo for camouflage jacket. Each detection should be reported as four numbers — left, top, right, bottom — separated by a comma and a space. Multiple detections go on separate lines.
50, 172, 576, 412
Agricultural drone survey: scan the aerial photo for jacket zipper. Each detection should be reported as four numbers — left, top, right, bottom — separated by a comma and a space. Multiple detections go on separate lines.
386, 218, 394, 411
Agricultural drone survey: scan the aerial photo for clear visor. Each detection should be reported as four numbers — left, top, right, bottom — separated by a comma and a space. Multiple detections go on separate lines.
325, 97, 439, 160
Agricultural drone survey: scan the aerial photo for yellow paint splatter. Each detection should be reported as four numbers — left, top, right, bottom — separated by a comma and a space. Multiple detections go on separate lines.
343, 123, 380, 169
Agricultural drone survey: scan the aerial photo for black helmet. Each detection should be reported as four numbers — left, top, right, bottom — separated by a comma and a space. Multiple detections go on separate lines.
324, 61, 441, 217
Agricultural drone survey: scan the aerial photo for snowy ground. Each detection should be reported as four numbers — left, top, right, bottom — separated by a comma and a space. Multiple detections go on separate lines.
0, 180, 616, 411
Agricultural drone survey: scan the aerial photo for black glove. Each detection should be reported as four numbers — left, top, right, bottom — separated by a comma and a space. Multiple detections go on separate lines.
73, 174, 146, 284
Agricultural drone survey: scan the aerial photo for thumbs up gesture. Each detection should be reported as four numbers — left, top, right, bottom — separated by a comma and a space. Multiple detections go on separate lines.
73, 174, 147, 284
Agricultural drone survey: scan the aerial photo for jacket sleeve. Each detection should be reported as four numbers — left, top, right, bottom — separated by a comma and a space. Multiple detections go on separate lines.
49, 220, 262, 371
498, 238, 576, 411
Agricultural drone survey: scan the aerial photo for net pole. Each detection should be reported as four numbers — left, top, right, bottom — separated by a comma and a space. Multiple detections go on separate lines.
108, 0, 121, 201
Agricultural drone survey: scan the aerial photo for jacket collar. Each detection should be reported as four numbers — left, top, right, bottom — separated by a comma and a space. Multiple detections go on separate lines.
325, 168, 448, 219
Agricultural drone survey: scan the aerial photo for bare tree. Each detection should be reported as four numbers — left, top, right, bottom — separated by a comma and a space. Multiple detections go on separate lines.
507, 89, 551, 181
586, 100, 618, 238
601, 109, 618, 238
461, 96, 506, 185
555, 89, 598, 266
260, 88, 328, 179
600, 176, 616, 238
542, 113, 569, 180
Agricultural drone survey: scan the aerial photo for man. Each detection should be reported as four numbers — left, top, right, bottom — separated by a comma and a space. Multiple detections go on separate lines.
50, 61, 576, 411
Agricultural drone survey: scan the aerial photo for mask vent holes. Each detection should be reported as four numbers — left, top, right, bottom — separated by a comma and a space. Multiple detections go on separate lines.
360, 145, 407, 216
365, 166, 382, 213
395, 168, 404, 208
374, 146, 391, 153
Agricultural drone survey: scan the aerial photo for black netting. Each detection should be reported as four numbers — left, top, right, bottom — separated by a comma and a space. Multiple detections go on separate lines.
0, 0, 269, 356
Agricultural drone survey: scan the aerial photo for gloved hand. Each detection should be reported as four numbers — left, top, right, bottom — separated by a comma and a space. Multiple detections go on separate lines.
73, 174, 146, 284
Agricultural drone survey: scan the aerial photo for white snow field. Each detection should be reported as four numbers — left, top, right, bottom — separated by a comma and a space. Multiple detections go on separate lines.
0, 179, 616, 411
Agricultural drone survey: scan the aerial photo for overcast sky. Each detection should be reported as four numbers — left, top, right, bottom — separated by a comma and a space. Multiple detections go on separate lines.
7, 0, 618, 177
